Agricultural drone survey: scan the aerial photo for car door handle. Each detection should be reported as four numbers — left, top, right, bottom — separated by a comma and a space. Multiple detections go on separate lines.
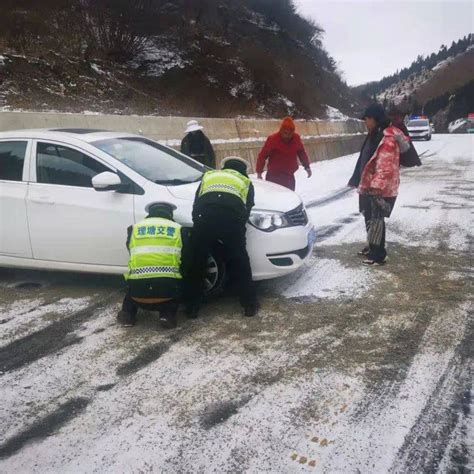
30, 196, 55, 205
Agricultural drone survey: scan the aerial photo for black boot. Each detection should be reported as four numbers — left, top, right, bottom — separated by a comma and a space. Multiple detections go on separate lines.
185, 305, 200, 319
117, 310, 136, 327
159, 313, 177, 329
243, 301, 260, 317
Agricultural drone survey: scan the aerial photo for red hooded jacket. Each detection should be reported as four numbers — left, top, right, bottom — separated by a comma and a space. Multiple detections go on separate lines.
256, 132, 310, 175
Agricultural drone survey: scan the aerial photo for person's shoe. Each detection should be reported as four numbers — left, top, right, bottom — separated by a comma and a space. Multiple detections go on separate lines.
243, 302, 260, 317
159, 314, 177, 330
117, 310, 136, 327
185, 305, 200, 319
362, 258, 387, 266
358, 246, 370, 256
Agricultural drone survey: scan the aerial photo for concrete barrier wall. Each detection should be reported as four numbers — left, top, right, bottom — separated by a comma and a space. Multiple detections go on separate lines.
0, 112, 365, 172
210, 135, 364, 172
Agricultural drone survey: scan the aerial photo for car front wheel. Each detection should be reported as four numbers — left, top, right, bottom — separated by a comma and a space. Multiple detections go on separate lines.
203, 249, 226, 300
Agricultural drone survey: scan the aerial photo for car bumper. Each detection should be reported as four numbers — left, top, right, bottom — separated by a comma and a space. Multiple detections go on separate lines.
409, 132, 430, 139
247, 221, 315, 281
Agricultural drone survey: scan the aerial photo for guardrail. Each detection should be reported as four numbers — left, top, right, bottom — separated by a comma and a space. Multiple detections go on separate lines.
0, 111, 366, 171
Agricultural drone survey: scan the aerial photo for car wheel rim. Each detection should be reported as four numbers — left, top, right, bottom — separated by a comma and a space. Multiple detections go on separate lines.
204, 255, 219, 291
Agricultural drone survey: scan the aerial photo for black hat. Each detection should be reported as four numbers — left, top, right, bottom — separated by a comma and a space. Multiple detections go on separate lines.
145, 202, 177, 217
361, 103, 387, 124
221, 156, 250, 175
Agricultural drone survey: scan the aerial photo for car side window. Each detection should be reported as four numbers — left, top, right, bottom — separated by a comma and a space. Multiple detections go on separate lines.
36, 142, 109, 188
0, 141, 28, 182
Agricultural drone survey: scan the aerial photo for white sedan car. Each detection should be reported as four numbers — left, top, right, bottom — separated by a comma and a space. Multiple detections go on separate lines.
0, 129, 315, 293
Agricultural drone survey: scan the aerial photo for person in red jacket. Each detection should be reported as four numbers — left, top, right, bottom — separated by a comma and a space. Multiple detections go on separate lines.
256, 117, 312, 191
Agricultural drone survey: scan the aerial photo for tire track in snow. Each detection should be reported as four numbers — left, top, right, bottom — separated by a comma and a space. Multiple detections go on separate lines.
305, 187, 354, 209
0, 294, 118, 373
391, 304, 473, 473
0, 397, 91, 460
318, 302, 471, 473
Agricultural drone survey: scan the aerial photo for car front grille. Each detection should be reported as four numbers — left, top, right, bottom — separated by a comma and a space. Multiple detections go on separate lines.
285, 204, 309, 227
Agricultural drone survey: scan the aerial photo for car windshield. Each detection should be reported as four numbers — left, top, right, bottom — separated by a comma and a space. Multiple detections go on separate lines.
92, 137, 205, 185
408, 120, 429, 127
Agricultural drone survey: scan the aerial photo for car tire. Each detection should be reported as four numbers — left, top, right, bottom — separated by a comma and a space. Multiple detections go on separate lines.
426, 135, 431, 141
203, 246, 227, 301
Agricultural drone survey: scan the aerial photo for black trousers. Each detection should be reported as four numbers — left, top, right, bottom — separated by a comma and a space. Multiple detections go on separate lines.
122, 291, 179, 318
360, 195, 396, 262
186, 210, 257, 308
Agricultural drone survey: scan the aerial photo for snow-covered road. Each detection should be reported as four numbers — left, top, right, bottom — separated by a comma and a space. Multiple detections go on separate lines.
0, 134, 472, 473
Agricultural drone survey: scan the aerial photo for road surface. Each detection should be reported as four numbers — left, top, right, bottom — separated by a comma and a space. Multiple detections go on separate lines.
0, 134, 472, 473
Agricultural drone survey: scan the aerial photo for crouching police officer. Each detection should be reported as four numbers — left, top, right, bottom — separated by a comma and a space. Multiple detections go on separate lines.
117, 202, 190, 329
186, 156, 259, 318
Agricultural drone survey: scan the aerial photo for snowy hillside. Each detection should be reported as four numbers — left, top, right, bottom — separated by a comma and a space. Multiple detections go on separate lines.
0, 1, 361, 119
354, 35, 474, 132
376, 48, 474, 107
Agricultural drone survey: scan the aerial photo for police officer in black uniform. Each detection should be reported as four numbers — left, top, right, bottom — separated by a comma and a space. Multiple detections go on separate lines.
185, 157, 259, 318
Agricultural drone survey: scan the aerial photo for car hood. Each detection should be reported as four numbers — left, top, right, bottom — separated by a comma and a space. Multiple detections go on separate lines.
167, 178, 302, 213
408, 126, 430, 131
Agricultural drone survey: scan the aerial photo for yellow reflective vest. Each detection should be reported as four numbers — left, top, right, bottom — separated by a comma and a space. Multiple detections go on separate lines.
125, 218, 182, 281
199, 169, 250, 203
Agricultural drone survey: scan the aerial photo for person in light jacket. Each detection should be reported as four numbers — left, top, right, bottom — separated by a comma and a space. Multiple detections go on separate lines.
354, 104, 409, 265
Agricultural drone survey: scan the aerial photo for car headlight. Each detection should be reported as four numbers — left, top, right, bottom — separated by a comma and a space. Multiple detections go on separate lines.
249, 210, 291, 232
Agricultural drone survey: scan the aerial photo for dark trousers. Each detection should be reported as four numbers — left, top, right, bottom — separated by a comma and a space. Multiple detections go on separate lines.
186, 210, 257, 308
122, 291, 179, 318
266, 171, 296, 191
361, 195, 397, 262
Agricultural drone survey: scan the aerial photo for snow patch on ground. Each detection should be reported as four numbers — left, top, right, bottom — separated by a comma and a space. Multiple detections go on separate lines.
296, 135, 473, 252
90, 63, 104, 75
230, 80, 254, 99
432, 57, 454, 71
324, 303, 469, 472
0, 297, 92, 347
467, 393, 474, 471
325, 105, 350, 121
274, 257, 378, 300
130, 38, 189, 77
246, 11, 281, 33
279, 95, 295, 109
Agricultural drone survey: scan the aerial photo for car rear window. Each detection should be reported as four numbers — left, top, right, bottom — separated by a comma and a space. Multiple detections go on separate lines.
0, 141, 28, 182
408, 120, 429, 127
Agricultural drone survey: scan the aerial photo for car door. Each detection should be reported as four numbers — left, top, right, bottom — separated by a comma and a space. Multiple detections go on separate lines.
26, 140, 134, 267
0, 139, 33, 258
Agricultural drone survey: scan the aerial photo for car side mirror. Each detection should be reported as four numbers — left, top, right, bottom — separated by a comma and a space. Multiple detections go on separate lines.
92, 171, 122, 191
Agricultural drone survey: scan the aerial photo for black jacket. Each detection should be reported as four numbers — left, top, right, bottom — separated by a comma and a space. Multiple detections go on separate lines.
181, 131, 216, 169
393, 123, 422, 168
126, 217, 192, 299
192, 173, 255, 224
